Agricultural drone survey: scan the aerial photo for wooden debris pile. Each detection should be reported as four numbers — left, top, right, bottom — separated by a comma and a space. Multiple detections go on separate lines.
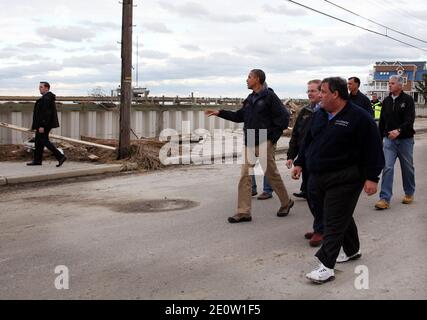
80, 136, 166, 171
0, 137, 167, 171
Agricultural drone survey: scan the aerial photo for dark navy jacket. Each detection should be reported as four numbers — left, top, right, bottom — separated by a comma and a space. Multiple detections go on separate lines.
294, 102, 384, 183
379, 91, 415, 139
349, 90, 374, 118
287, 104, 316, 160
218, 88, 290, 146
31, 92, 60, 130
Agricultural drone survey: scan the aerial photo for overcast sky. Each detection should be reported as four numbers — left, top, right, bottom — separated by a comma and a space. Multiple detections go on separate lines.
0, 0, 426, 98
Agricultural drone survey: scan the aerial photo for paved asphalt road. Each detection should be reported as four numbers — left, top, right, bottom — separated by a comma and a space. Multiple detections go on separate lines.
1, 134, 426, 300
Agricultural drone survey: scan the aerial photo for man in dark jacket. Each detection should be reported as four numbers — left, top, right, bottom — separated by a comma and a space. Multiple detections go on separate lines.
348, 77, 374, 117
293, 77, 384, 283
287, 79, 324, 247
205, 69, 293, 223
375, 75, 416, 210
287, 79, 321, 199
27, 81, 66, 167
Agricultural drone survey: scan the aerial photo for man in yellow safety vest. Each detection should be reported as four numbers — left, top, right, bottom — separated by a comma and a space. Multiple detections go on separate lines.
371, 94, 382, 121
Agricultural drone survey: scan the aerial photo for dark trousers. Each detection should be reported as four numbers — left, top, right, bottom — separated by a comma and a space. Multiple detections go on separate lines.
34, 128, 63, 164
300, 167, 308, 193
306, 173, 324, 234
314, 166, 364, 269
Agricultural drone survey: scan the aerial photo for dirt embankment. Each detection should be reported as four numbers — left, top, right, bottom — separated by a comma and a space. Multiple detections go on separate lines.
0, 136, 166, 171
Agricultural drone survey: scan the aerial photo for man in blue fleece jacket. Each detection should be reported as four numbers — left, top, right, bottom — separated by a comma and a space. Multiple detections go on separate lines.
293, 77, 384, 284
205, 69, 293, 223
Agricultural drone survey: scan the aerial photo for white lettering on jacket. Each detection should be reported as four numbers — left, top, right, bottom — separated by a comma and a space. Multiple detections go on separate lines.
335, 120, 350, 127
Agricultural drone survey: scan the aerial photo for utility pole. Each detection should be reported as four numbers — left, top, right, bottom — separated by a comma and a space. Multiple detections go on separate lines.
136, 36, 139, 88
118, 0, 133, 159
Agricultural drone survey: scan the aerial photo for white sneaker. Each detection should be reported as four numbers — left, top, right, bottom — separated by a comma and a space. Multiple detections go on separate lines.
306, 263, 335, 284
336, 250, 362, 263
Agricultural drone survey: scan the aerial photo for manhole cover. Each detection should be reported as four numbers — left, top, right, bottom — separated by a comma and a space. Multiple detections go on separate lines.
113, 199, 199, 213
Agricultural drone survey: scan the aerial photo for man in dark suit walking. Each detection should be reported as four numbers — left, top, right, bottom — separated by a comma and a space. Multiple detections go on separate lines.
27, 81, 66, 167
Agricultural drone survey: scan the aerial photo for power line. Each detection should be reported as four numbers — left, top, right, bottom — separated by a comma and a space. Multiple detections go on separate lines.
323, 0, 427, 44
372, 0, 426, 24
286, 0, 427, 53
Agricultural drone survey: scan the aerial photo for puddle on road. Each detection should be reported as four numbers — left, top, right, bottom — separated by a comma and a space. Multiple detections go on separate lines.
112, 199, 199, 213
21, 195, 200, 214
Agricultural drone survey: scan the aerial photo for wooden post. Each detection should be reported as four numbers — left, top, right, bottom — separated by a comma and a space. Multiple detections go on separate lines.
118, 0, 133, 159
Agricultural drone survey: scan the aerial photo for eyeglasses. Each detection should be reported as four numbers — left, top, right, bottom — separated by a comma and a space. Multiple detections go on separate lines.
306, 90, 319, 93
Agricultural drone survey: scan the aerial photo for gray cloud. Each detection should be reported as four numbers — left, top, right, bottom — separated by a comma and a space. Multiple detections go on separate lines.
37, 26, 96, 42
181, 44, 201, 51
263, 4, 307, 16
288, 29, 312, 36
17, 54, 45, 61
140, 50, 169, 59
79, 20, 120, 30
0, 62, 63, 80
142, 22, 173, 33
312, 34, 421, 66
158, 1, 255, 23
0, 48, 18, 59
140, 52, 253, 82
92, 44, 120, 52
17, 42, 56, 49
137, 33, 422, 85
62, 53, 120, 68
233, 45, 283, 57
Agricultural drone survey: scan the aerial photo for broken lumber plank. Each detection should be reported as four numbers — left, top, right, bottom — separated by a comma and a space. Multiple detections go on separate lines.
0, 122, 116, 151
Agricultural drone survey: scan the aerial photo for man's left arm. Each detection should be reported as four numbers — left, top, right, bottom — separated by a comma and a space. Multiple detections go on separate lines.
398, 96, 416, 134
358, 117, 385, 194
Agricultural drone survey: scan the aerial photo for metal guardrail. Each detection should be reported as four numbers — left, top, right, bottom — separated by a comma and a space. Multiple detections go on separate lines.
0, 96, 245, 105
0, 96, 308, 106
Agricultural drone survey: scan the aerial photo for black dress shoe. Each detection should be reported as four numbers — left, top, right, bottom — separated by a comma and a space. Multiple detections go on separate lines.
293, 191, 307, 199
304, 231, 314, 239
277, 199, 294, 217
228, 215, 252, 223
27, 162, 42, 166
56, 156, 67, 167
252, 191, 258, 197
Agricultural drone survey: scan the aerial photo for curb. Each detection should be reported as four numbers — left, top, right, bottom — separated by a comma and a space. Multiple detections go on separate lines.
165, 147, 289, 165
3, 164, 123, 185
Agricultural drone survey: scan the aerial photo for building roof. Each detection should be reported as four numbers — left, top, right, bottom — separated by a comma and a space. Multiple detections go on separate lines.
375, 61, 426, 70
373, 70, 427, 81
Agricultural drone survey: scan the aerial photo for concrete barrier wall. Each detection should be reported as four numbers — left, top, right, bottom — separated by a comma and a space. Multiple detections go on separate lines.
416, 105, 427, 117
2, 103, 425, 144
0, 106, 244, 144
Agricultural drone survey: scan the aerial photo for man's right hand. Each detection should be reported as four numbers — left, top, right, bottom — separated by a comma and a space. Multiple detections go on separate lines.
286, 159, 293, 169
205, 109, 219, 117
291, 166, 302, 180
38, 127, 45, 133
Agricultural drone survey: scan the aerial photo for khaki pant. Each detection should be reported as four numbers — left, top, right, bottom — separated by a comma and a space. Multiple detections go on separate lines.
237, 141, 290, 214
